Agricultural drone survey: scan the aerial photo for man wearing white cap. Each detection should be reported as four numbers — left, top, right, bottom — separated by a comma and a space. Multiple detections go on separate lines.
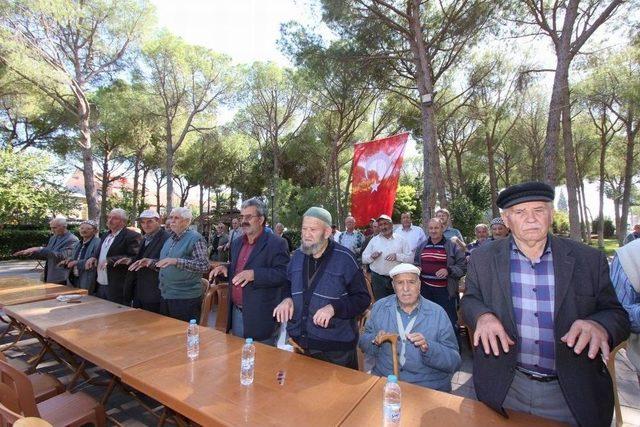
124, 210, 170, 312
360, 263, 460, 390
274, 206, 370, 368
361, 214, 413, 300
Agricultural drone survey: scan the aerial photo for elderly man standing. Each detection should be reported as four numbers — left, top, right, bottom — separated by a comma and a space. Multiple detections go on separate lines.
86, 209, 141, 304
623, 224, 640, 245
435, 208, 464, 242
274, 223, 293, 253
362, 214, 413, 301
466, 223, 489, 257
490, 217, 510, 240
14, 216, 79, 285
124, 210, 170, 313
461, 181, 629, 427
210, 198, 289, 344
136, 208, 210, 322
209, 222, 229, 262
338, 216, 365, 258
360, 263, 460, 390
274, 207, 370, 368
395, 212, 426, 255
414, 218, 466, 333
59, 220, 100, 292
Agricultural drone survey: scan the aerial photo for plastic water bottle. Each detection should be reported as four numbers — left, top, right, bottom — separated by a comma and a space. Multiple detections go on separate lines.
383, 375, 401, 426
240, 338, 255, 385
187, 319, 199, 360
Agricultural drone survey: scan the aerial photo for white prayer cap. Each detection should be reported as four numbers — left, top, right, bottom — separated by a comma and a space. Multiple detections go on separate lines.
139, 209, 160, 219
389, 263, 421, 278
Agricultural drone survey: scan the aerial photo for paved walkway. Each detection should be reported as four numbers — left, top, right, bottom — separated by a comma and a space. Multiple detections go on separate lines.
0, 260, 638, 425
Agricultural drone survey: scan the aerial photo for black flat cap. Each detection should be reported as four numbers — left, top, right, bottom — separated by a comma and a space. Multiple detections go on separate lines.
496, 181, 555, 209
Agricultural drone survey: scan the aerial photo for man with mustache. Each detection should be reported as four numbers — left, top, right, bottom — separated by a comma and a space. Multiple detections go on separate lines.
273, 207, 370, 368
461, 181, 629, 426
210, 198, 289, 345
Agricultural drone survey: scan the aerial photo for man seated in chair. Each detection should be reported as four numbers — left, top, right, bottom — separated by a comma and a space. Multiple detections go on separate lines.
359, 263, 461, 391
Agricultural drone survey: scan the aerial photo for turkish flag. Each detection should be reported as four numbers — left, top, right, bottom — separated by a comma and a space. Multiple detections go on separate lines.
350, 133, 409, 227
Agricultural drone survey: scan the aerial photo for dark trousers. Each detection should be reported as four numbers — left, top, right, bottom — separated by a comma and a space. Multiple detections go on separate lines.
133, 298, 162, 315
96, 284, 109, 301
371, 271, 394, 301
160, 296, 202, 323
420, 284, 458, 334
307, 348, 358, 370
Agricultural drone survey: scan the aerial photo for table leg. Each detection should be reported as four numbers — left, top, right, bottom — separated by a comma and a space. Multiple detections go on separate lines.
0, 320, 27, 352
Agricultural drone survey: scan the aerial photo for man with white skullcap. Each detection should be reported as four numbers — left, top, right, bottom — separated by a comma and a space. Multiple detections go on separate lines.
359, 263, 460, 391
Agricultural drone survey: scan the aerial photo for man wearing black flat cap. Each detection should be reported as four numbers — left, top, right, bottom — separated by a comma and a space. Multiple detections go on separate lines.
461, 181, 629, 427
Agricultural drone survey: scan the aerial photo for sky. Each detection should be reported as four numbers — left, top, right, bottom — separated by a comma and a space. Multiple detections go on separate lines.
148, 0, 622, 222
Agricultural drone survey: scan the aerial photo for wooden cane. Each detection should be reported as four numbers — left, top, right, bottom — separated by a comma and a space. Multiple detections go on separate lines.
377, 333, 400, 377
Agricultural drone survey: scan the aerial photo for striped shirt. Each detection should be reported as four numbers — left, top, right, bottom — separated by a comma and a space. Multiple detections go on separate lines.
419, 237, 448, 288
611, 255, 640, 333
510, 239, 556, 375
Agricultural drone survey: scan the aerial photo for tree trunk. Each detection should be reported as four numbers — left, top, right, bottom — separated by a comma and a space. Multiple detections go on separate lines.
454, 151, 465, 190
544, 57, 570, 186
619, 117, 637, 244
79, 115, 99, 222
165, 143, 175, 213
432, 148, 447, 207
141, 167, 148, 213
132, 153, 141, 219
560, 75, 581, 241
580, 181, 591, 244
343, 155, 355, 216
486, 133, 499, 217
598, 119, 606, 249
99, 149, 111, 229
199, 184, 204, 233
207, 187, 211, 215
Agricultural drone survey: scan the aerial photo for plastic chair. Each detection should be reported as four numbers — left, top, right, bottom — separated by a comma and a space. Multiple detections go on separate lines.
0, 354, 64, 404
0, 360, 105, 427
606, 340, 627, 427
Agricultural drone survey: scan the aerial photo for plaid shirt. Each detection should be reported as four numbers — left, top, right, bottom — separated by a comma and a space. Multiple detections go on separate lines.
510, 239, 556, 375
611, 255, 640, 333
166, 229, 210, 274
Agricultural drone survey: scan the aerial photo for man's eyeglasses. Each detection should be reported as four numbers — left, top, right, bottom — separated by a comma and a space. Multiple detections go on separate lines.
240, 214, 262, 221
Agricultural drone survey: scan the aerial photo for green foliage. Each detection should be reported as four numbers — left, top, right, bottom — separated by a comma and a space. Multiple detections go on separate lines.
592, 217, 616, 239
0, 148, 79, 225
274, 179, 333, 229
393, 185, 421, 222
553, 211, 569, 235
447, 177, 491, 239
0, 229, 51, 260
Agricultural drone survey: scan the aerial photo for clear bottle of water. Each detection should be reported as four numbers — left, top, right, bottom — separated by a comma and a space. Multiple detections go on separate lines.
240, 338, 255, 385
187, 319, 199, 360
383, 374, 401, 426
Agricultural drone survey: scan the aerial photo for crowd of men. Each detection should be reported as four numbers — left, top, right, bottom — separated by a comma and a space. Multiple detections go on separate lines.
13, 181, 639, 427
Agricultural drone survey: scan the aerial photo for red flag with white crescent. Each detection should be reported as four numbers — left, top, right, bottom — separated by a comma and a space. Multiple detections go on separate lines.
350, 133, 409, 227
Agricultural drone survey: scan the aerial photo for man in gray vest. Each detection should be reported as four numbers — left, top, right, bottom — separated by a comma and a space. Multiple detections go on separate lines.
14, 216, 78, 284
153, 207, 209, 322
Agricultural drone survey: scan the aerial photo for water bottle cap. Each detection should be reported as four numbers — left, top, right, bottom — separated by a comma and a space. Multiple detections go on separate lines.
190, 319, 197, 324
387, 375, 398, 383
245, 338, 253, 344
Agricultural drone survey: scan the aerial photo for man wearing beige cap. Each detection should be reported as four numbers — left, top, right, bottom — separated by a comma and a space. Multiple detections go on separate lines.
361, 214, 413, 300
124, 210, 169, 312
360, 263, 460, 390
274, 206, 370, 368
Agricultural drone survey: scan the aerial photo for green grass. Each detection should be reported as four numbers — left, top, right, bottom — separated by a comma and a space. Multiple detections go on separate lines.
588, 238, 620, 257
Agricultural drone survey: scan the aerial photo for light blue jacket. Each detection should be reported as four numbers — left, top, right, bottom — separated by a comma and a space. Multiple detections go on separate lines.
359, 295, 461, 391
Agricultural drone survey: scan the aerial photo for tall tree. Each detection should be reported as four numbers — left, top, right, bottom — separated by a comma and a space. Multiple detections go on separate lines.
321, 0, 499, 224
143, 31, 235, 213
0, 0, 153, 221
519, 0, 626, 239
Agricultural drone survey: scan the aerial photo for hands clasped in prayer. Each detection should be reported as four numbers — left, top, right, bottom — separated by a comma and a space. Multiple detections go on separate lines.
474, 312, 610, 360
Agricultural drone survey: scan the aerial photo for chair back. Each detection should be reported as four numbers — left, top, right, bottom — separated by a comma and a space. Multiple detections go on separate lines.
214, 283, 229, 332
362, 269, 375, 305
199, 278, 217, 327
356, 309, 371, 372
0, 402, 23, 426
0, 361, 39, 420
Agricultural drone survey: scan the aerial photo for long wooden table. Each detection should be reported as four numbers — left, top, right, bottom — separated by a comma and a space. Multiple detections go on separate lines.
4, 296, 133, 337
47, 309, 219, 377
0, 275, 44, 289
121, 332, 379, 426
340, 377, 567, 426
0, 282, 87, 308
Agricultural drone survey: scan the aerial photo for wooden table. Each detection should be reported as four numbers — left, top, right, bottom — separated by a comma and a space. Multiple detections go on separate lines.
0, 283, 87, 308
4, 296, 133, 337
0, 275, 44, 290
340, 377, 567, 426
48, 310, 219, 377
121, 333, 379, 426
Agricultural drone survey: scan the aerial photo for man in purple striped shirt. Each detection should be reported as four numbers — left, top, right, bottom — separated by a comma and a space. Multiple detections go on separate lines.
461, 181, 629, 427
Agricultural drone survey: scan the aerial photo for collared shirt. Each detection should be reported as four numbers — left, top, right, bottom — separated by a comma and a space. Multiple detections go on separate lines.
443, 227, 463, 242
231, 230, 263, 307
394, 225, 427, 253
419, 237, 448, 288
611, 255, 640, 333
510, 238, 556, 375
164, 229, 210, 273
338, 230, 364, 255
396, 298, 421, 326
466, 239, 487, 257
143, 229, 160, 244
97, 228, 123, 285
361, 233, 413, 276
